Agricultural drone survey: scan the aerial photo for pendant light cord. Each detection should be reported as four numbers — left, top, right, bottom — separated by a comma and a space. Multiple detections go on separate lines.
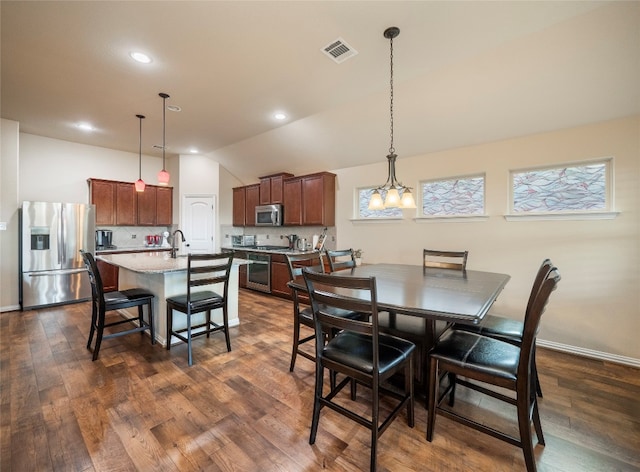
389, 33, 395, 156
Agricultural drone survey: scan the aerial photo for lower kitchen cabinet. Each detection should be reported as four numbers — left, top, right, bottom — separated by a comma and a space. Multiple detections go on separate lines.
270, 253, 291, 299
96, 258, 119, 292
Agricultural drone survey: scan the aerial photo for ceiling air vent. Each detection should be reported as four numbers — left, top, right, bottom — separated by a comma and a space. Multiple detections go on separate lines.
322, 37, 358, 64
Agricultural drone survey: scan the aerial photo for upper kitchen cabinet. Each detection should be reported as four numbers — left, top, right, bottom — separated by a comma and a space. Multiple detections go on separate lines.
259, 172, 293, 205
283, 172, 336, 226
245, 184, 260, 226
90, 179, 116, 225
232, 187, 247, 226
89, 178, 172, 226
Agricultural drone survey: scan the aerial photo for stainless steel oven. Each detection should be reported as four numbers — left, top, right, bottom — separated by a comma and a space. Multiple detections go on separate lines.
247, 252, 271, 293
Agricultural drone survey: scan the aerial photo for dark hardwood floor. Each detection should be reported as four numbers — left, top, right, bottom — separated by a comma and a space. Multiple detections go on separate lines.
1, 289, 639, 471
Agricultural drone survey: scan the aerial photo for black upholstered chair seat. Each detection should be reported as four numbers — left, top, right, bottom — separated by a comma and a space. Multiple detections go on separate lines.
429, 330, 520, 384
166, 290, 223, 312
323, 331, 415, 375
104, 288, 154, 307
458, 314, 523, 341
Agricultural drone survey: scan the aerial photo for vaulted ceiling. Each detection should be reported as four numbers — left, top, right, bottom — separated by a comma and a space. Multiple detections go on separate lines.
2, 1, 638, 184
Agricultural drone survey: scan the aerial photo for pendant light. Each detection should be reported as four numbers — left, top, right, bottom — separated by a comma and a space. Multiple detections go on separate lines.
157, 92, 171, 186
134, 114, 146, 192
368, 27, 416, 210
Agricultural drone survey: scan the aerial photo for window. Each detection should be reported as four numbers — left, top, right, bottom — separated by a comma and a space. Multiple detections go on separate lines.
420, 175, 485, 217
357, 188, 402, 219
511, 160, 609, 214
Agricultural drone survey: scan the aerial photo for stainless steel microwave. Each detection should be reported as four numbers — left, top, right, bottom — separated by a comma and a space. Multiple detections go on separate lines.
255, 204, 283, 226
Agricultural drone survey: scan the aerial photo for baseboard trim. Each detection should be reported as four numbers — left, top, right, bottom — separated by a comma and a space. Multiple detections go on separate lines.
537, 339, 640, 368
0, 305, 21, 313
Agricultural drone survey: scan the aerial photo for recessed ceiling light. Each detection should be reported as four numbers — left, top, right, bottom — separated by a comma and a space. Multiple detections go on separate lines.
166, 105, 181, 112
274, 112, 287, 120
189, 149, 198, 154
130, 51, 152, 64
76, 122, 94, 131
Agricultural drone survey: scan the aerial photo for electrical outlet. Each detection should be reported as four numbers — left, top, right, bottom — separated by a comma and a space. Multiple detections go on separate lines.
331, 236, 335, 241
0, 222, 6, 231
132, 234, 136, 239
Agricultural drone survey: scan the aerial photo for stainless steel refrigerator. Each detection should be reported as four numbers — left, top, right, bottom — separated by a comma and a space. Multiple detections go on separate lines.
20, 201, 95, 310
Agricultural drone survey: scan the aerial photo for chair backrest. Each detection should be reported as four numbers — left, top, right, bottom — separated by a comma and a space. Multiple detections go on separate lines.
80, 250, 104, 304
326, 249, 357, 272
286, 252, 325, 305
423, 249, 468, 272
302, 268, 380, 363
186, 253, 234, 303
525, 258, 553, 314
518, 264, 560, 382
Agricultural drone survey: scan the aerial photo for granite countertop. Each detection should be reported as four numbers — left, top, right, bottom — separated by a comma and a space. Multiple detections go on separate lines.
97, 251, 249, 274
222, 246, 317, 256
96, 246, 171, 254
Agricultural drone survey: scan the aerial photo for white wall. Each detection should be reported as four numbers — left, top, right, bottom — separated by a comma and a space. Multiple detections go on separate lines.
333, 116, 639, 363
1, 119, 20, 311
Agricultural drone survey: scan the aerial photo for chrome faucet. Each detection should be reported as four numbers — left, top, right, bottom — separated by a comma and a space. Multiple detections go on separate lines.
170, 229, 186, 258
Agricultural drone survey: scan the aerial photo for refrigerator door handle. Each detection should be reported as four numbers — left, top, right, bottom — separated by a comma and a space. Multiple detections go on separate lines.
27, 268, 88, 277
59, 205, 65, 264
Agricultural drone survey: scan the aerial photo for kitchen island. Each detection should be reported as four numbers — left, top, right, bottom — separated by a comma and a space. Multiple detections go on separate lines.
97, 251, 249, 346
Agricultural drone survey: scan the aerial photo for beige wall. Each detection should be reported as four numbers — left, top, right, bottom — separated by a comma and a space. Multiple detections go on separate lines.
333, 116, 639, 363
1, 119, 20, 311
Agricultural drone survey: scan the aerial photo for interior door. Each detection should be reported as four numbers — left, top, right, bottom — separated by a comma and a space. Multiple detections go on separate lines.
182, 195, 215, 254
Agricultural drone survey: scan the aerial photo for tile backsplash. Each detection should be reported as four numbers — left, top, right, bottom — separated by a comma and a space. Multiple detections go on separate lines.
221, 225, 336, 251
96, 225, 172, 248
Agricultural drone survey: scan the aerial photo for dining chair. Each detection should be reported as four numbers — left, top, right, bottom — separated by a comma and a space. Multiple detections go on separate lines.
451, 258, 553, 398
81, 250, 155, 361
378, 248, 468, 402
427, 265, 560, 472
166, 252, 233, 366
285, 252, 364, 372
326, 248, 357, 272
302, 267, 415, 472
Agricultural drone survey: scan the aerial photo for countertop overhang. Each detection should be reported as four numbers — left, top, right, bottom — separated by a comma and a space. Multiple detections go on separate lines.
97, 251, 249, 274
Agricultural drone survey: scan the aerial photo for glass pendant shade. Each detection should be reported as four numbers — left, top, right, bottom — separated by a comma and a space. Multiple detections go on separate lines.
135, 114, 145, 192
384, 188, 401, 208
400, 189, 417, 209
135, 179, 146, 192
157, 169, 170, 186
158, 92, 171, 186
368, 190, 385, 210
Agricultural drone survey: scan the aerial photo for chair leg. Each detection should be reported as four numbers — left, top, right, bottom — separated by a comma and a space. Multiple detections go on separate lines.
186, 311, 193, 366
426, 357, 438, 442
87, 302, 97, 349
532, 398, 545, 446
138, 305, 145, 336
166, 305, 173, 351
223, 306, 231, 352
370, 381, 380, 472
448, 373, 457, 407
309, 360, 324, 445
147, 301, 155, 345
406, 354, 415, 427
92, 308, 105, 361
206, 310, 211, 338
517, 390, 539, 472
289, 316, 301, 372
533, 346, 543, 397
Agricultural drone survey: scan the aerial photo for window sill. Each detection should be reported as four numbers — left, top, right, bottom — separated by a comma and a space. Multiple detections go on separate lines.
504, 211, 619, 221
413, 215, 489, 223
349, 218, 404, 224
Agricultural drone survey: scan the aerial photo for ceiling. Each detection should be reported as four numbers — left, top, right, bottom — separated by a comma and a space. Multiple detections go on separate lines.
2, 1, 639, 185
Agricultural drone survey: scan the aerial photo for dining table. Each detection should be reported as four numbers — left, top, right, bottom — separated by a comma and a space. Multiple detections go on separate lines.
289, 263, 511, 396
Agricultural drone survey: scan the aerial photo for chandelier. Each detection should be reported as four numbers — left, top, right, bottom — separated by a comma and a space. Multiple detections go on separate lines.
368, 27, 416, 210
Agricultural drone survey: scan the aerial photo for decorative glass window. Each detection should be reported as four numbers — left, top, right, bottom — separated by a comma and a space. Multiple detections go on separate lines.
511, 161, 609, 213
420, 175, 485, 217
357, 188, 403, 218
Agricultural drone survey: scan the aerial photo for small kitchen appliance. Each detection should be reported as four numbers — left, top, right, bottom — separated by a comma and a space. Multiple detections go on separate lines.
284, 234, 298, 250
95, 229, 113, 249
255, 204, 283, 227
231, 235, 256, 247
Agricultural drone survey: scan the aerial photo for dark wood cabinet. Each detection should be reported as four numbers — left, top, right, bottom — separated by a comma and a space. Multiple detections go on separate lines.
245, 184, 260, 227
302, 172, 335, 226
233, 250, 248, 288
115, 182, 137, 225
96, 259, 119, 292
90, 178, 172, 226
232, 187, 246, 226
283, 177, 303, 225
90, 179, 116, 225
156, 187, 173, 225
270, 253, 291, 299
137, 185, 157, 226
260, 173, 293, 205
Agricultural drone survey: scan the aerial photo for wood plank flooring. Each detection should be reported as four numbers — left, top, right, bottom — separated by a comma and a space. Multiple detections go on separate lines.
1, 289, 639, 471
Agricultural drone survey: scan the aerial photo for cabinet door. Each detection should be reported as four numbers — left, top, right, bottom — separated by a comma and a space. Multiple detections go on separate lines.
270, 175, 287, 204
270, 259, 292, 299
115, 182, 137, 225
283, 178, 302, 225
137, 186, 157, 226
245, 184, 260, 227
260, 179, 271, 205
303, 173, 335, 226
96, 259, 118, 292
233, 187, 246, 226
91, 180, 116, 225
156, 187, 173, 225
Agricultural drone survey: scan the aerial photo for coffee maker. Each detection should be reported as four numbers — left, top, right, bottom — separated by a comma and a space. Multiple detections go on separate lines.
284, 234, 298, 250
95, 229, 113, 249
